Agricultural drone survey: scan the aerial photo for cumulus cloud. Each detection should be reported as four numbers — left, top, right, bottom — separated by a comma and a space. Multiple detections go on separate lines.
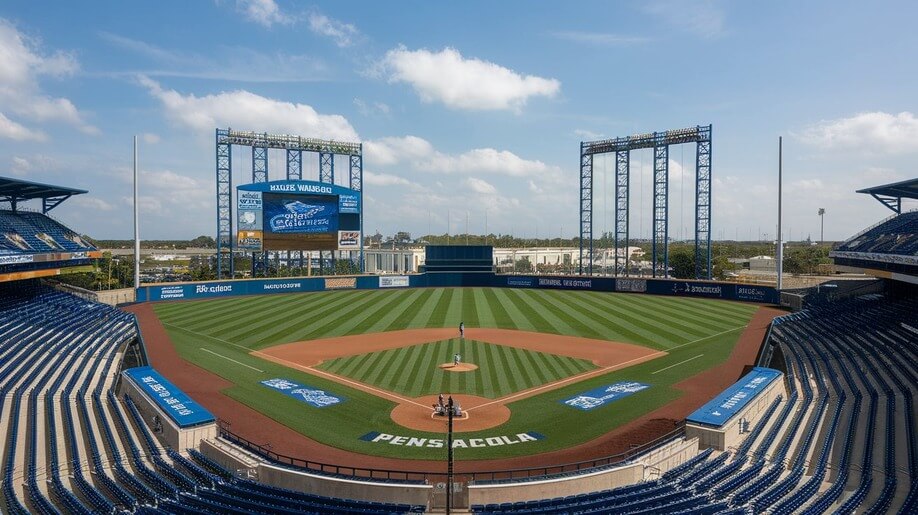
0, 19, 97, 137
378, 46, 560, 111
308, 12, 359, 47
465, 177, 497, 195
235, 0, 291, 27
139, 76, 359, 141
364, 135, 558, 178
364, 171, 410, 186
795, 111, 918, 154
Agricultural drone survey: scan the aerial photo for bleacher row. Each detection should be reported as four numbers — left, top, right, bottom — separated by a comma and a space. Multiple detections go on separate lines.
471, 295, 917, 514
0, 210, 93, 254
0, 283, 424, 514
835, 210, 918, 255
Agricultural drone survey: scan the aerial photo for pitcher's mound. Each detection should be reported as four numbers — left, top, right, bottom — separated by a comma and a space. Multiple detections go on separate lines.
439, 362, 478, 372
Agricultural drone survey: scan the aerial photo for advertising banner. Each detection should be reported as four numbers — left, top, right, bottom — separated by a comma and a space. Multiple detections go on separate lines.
561, 381, 651, 411
236, 230, 263, 251
261, 378, 344, 408
616, 278, 647, 293
379, 275, 410, 288
338, 230, 360, 250
687, 367, 781, 427
338, 193, 361, 214
264, 194, 338, 234
237, 190, 264, 250
123, 366, 215, 427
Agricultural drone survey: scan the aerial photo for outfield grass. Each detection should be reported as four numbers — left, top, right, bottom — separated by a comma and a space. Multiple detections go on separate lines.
152, 287, 759, 459
317, 338, 596, 398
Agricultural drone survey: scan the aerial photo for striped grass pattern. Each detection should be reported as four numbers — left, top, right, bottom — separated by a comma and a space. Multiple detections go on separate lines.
153, 287, 757, 352
317, 338, 596, 399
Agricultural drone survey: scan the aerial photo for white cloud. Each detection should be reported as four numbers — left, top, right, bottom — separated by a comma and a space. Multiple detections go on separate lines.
795, 111, 918, 154
353, 97, 391, 116
0, 19, 96, 137
574, 129, 604, 140
551, 31, 650, 46
364, 171, 410, 187
0, 112, 45, 141
8, 154, 57, 175
465, 177, 497, 195
644, 1, 726, 39
364, 135, 558, 178
378, 46, 560, 111
139, 76, 359, 141
235, 0, 291, 27
308, 12, 359, 47
72, 196, 115, 211
142, 133, 160, 144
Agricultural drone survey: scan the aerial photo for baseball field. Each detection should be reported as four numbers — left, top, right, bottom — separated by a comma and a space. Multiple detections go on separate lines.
148, 287, 760, 461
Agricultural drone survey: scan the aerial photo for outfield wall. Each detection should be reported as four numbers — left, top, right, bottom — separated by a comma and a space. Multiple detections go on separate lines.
135, 273, 778, 303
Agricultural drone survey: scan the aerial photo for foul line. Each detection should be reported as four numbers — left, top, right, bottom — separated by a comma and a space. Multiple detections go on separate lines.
251, 350, 430, 410
651, 354, 704, 375
668, 325, 746, 351
162, 322, 252, 351
199, 348, 264, 372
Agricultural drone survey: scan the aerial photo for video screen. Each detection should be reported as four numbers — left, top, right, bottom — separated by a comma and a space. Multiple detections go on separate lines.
262, 193, 339, 251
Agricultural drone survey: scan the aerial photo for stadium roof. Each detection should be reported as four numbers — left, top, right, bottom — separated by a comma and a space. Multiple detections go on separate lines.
857, 177, 918, 213
0, 176, 88, 213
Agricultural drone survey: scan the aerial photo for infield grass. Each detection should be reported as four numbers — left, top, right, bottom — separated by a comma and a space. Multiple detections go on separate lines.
152, 287, 759, 459
317, 338, 596, 398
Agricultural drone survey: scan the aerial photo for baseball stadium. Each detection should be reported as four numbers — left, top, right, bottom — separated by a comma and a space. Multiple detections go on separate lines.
1, 138, 916, 514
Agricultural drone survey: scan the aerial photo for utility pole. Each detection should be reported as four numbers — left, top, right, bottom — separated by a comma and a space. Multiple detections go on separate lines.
446, 396, 454, 514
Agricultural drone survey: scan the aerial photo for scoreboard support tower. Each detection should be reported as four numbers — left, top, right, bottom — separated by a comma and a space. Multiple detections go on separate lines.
579, 125, 712, 280
215, 129, 364, 279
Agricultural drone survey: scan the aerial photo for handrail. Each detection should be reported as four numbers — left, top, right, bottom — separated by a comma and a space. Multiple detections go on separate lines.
217, 421, 685, 483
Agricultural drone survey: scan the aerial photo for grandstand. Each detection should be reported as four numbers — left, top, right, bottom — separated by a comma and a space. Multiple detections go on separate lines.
1, 176, 916, 514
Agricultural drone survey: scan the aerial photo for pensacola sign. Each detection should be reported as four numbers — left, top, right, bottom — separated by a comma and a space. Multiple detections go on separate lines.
238, 180, 362, 214
261, 378, 344, 408
360, 431, 544, 449
687, 367, 781, 427
123, 366, 215, 428
562, 381, 651, 411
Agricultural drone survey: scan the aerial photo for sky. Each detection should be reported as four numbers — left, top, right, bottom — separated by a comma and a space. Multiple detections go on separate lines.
0, 0, 916, 242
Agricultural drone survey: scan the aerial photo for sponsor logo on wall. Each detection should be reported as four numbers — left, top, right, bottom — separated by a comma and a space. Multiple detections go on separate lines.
262, 282, 302, 291
616, 278, 647, 293
325, 277, 356, 290
562, 381, 651, 411
195, 284, 233, 295
261, 378, 344, 408
506, 277, 533, 287
0, 254, 34, 265
359, 431, 544, 448
736, 286, 767, 302
379, 275, 410, 288
538, 278, 592, 289
671, 282, 723, 297
159, 286, 185, 300
338, 230, 361, 250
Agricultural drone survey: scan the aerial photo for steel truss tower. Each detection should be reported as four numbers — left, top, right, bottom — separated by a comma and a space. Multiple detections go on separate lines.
579, 124, 712, 279
215, 129, 363, 279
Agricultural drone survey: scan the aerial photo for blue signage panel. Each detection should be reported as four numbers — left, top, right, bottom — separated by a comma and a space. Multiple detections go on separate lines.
261, 378, 344, 408
561, 381, 651, 411
123, 366, 215, 428
687, 367, 782, 427
263, 194, 338, 234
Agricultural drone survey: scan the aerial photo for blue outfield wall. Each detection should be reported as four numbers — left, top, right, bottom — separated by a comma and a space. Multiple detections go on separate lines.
136, 272, 778, 304
123, 366, 215, 428
686, 367, 782, 427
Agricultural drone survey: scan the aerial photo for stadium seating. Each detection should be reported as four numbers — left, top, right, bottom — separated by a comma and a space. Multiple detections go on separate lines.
0, 282, 425, 514
471, 293, 917, 514
835, 210, 918, 255
0, 210, 94, 254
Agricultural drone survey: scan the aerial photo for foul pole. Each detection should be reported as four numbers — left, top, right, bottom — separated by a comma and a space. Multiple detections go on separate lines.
777, 137, 783, 291
133, 135, 140, 288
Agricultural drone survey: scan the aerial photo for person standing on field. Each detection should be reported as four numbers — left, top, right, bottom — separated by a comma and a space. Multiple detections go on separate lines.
459, 321, 464, 338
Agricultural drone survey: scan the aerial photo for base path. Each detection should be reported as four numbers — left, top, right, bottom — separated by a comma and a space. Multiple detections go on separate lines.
126, 303, 781, 474
257, 328, 663, 432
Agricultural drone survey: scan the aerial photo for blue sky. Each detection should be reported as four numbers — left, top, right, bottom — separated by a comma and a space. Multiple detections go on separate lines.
1, 0, 916, 241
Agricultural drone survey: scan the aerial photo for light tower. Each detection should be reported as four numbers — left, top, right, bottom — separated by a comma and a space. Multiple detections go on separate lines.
818, 208, 825, 242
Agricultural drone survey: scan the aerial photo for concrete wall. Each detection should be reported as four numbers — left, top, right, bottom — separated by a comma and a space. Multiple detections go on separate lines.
468, 462, 644, 506
639, 437, 700, 480
686, 375, 786, 451
202, 439, 432, 508
120, 377, 217, 451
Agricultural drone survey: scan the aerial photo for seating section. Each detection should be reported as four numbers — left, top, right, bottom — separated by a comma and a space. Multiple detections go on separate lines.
471, 294, 917, 514
0, 210, 94, 254
0, 282, 424, 514
835, 210, 918, 255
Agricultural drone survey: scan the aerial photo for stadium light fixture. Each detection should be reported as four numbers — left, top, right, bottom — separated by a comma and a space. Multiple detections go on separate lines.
818, 208, 826, 242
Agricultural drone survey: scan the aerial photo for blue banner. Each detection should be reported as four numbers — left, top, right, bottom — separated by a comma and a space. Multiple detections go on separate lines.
261, 378, 344, 408
687, 367, 782, 427
561, 381, 651, 411
123, 366, 215, 428
263, 194, 338, 234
